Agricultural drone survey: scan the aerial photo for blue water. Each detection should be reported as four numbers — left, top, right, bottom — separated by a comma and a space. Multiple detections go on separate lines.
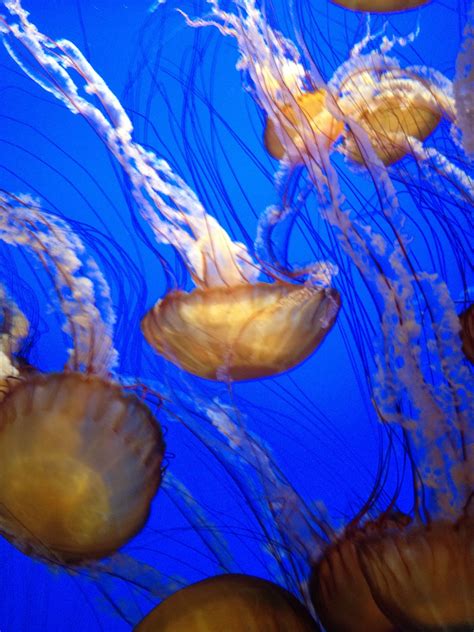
0, 1, 471, 630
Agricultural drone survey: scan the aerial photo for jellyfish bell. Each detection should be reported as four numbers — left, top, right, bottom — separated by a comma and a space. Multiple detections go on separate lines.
0, 10, 341, 383
329, 0, 431, 13
142, 282, 340, 381
309, 513, 411, 632
135, 573, 320, 631
342, 87, 442, 166
459, 303, 473, 364
264, 89, 344, 163
310, 536, 392, 631
310, 505, 474, 631
0, 194, 166, 566
337, 66, 444, 166
358, 511, 474, 630
0, 371, 165, 564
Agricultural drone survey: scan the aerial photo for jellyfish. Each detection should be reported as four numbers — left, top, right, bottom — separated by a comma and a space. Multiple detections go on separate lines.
263, 89, 344, 163
1, 1, 472, 630
183, 1, 472, 345
0, 1, 340, 382
460, 303, 474, 363
0, 192, 165, 565
185, 0, 470, 178
309, 509, 474, 630
182, 0, 474, 628
330, 0, 431, 12
135, 574, 320, 631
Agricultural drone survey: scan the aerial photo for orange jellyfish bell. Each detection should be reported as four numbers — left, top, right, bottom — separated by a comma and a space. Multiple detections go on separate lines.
330, 0, 430, 12
309, 514, 411, 632
310, 537, 393, 631
310, 512, 474, 631
459, 303, 474, 364
135, 574, 320, 631
341, 74, 442, 166
358, 514, 474, 630
0, 372, 165, 564
0, 195, 167, 567
264, 90, 344, 163
142, 282, 340, 381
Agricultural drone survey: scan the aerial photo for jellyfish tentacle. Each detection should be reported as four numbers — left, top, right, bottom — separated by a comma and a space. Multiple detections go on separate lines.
0, 2, 258, 288
408, 139, 474, 204
0, 285, 28, 398
166, 388, 330, 595
1, 1, 343, 380
185, 0, 473, 514
454, 6, 474, 158
0, 192, 117, 375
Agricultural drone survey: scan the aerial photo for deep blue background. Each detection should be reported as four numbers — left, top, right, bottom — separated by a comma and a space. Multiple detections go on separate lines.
0, 1, 469, 630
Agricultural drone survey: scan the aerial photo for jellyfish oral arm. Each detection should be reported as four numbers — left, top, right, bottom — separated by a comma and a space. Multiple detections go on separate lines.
180, 0, 334, 167
0, 0, 259, 288
0, 284, 28, 362
180, 0, 308, 105
0, 285, 30, 402
185, 0, 474, 511
454, 9, 474, 158
0, 193, 118, 376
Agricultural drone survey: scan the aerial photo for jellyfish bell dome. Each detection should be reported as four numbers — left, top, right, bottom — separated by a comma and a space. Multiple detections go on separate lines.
310, 511, 474, 631
142, 282, 341, 381
310, 537, 393, 631
264, 90, 344, 163
339, 69, 443, 166
0, 372, 165, 564
309, 514, 411, 632
330, 0, 430, 12
459, 303, 473, 364
358, 514, 474, 630
135, 573, 320, 631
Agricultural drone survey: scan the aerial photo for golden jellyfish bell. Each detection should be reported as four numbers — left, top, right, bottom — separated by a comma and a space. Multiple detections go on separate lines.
264, 90, 344, 162
459, 303, 474, 364
135, 573, 320, 632
310, 538, 393, 631
309, 514, 411, 632
330, 0, 430, 12
344, 85, 442, 166
358, 516, 474, 630
0, 372, 164, 564
141, 282, 341, 381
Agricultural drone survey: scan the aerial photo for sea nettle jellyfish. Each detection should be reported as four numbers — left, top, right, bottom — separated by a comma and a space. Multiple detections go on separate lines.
135, 574, 319, 631
0, 192, 320, 626
330, 0, 430, 12
460, 303, 474, 364
184, 2, 472, 325
0, 192, 165, 565
184, 1, 473, 629
186, 1, 467, 176
0, 1, 340, 382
